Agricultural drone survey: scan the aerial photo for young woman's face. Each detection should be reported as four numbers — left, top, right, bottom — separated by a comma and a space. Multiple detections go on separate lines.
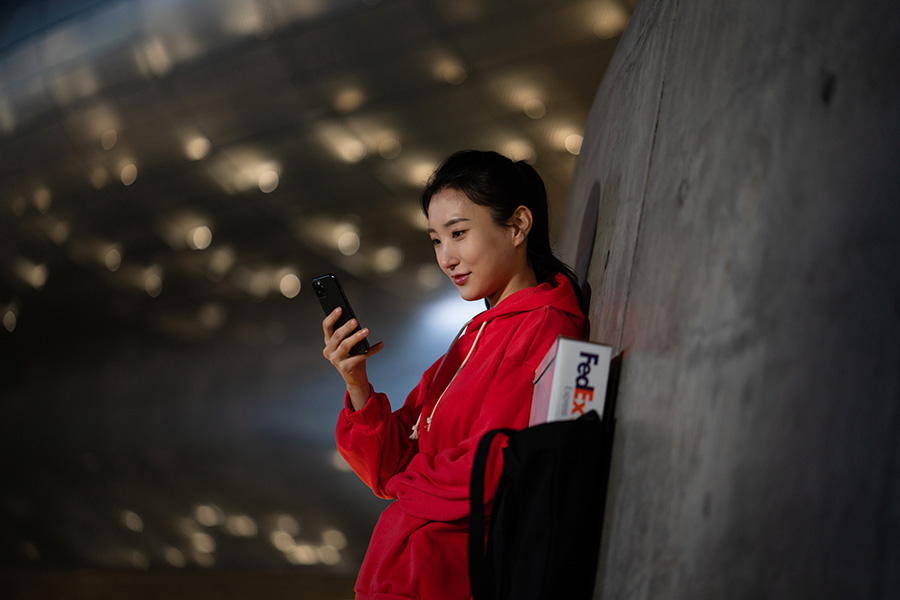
427, 188, 532, 307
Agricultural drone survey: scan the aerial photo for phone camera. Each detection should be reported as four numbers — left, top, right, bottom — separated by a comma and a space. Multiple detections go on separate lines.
313, 282, 326, 298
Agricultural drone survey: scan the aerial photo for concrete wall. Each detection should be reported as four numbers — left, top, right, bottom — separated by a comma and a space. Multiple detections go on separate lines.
560, 0, 900, 597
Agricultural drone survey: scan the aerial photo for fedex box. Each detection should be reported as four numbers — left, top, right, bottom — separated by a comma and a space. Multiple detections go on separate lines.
530, 336, 613, 426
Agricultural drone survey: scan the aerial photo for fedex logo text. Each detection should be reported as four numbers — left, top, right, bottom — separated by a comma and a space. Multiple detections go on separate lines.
571, 352, 599, 416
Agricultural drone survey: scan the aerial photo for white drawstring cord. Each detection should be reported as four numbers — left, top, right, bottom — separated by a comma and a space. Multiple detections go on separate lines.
409, 320, 486, 440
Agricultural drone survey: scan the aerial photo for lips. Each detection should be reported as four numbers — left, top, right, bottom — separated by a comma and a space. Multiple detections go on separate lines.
451, 273, 470, 286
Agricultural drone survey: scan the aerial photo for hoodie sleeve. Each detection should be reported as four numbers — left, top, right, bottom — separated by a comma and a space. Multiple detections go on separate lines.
382, 307, 581, 522
335, 357, 442, 499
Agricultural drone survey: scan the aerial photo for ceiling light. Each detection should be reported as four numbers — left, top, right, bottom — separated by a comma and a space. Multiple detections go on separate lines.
120, 163, 138, 186
258, 170, 280, 193
378, 137, 402, 159
434, 58, 467, 84
104, 246, 122, 272
592, 1, 630, 39
523, 98, 546, 119
187, 225, 213, 250
565, 133, 583, 155
3, 310, 17, 333
373, 246, 403, 273
101, 128, 117, 149
33, 187, 52, 213
279, 271, 302, 298
185, 136, 211, 160
334, 87, 366, 113
337, 230, 361, 255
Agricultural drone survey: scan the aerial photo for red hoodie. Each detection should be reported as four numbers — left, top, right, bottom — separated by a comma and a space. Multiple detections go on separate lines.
336, 273, 585, 600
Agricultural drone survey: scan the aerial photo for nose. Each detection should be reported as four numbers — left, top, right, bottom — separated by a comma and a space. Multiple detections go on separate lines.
436, 244, 459, 271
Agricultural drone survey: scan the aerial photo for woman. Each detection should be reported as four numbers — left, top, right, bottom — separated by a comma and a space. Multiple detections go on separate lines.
322, 150, 586, 599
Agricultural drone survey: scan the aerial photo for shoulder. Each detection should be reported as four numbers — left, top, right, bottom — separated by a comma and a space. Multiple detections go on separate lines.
489, 305, 582, 366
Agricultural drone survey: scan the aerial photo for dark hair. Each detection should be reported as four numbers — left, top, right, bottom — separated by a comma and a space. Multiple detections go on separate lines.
421, 150, 581, 300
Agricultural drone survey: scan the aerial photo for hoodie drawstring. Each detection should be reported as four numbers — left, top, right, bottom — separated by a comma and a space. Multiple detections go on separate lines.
409, 320, 487, 440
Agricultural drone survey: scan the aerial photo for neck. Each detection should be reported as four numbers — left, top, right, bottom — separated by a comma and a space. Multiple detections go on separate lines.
486, 268, 538, 308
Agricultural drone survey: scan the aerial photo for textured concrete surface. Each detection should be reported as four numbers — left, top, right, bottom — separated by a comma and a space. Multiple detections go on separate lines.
560, 0, 900, 598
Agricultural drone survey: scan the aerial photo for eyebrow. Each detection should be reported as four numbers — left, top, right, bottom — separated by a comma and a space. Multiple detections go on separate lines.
427, 217, 470, 234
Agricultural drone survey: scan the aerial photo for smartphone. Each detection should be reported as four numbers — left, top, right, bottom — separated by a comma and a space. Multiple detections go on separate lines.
312, 273, 371, 355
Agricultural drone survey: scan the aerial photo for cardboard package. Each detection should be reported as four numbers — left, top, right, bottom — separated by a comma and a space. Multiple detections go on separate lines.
529, 336, 612, 426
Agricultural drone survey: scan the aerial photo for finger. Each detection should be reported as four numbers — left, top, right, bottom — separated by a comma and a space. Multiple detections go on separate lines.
364, 341, 385, 357
338, 326, 369, 354
334, 317, 361, 341
322, 307, 343, 339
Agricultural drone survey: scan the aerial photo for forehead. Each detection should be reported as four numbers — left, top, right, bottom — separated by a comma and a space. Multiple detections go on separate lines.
427, 188, 485, 225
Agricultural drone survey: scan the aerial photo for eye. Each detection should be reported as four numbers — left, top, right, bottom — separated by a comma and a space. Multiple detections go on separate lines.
430, 237, 440, 246
451, 229, 466, 238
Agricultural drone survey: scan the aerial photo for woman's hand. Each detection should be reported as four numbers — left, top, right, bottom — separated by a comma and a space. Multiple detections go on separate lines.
322, 307, 384, 411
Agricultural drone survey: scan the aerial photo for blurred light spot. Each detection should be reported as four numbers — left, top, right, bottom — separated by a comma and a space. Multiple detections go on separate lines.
274, 514, 300, 536
191, 531, 216, 554
0, 101, 15, 134
105, 246, 122, 271
129, 550, 149, 569
15, 259, 48, 290
317, 123, 367, 163
177, 517, 200, 537
3, 310, 17, 332
378, 137, 402, 159
198, 303, 226, 330
318, 545, 341, 565
143, 38, 173, 77
434, 58, 467, 84
592, 1, 629, 39
193, 549, 216, 567
502, 140, 536, 163
322, 529, 348, 550
373, 246, 403, 274
334, 87, 365, 113
258, 170, 279, 193
22, 542, 40, 561
288, 544, 318, 565
338, 138, 366, 163
186, 136, 211, 160
121, 163, 138, 185
565, 133, 583, 155
164, 547, 186, 567
90, 167, 110, 189
330, 449, 352, 472
410, 160, 437, 187
417, 264, 443, 289
101, 129, 118, 150
47, 219, 71, 244
33, 187, 52, 213
187, 225, 213, 250
337, 230, 360, 256
279, 272, 301, 298
208, 247, 235, 279
270, 531, 296, 553
195, 504, 224, 527
225, 514, 258, 537
144, 267, 163, 297
523, 98, 546, 119
122, 509, 144, 533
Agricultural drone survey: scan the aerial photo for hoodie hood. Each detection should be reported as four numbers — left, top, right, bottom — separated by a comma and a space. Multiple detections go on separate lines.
468, 272, 585, 333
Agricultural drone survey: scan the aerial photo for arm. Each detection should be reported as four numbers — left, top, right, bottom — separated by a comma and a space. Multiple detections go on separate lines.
336, 357, 443, 498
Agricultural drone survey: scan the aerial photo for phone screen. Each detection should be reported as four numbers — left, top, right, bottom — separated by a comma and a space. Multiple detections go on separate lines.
312, 273, 370, 355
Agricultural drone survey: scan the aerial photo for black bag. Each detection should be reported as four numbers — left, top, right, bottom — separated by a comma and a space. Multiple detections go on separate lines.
468, 410, 612, 600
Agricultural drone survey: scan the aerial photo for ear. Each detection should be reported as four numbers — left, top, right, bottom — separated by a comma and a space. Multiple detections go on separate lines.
508, 205, 533, 246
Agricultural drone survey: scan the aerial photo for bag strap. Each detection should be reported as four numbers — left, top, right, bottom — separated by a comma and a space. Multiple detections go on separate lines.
469, 427, 515, 600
